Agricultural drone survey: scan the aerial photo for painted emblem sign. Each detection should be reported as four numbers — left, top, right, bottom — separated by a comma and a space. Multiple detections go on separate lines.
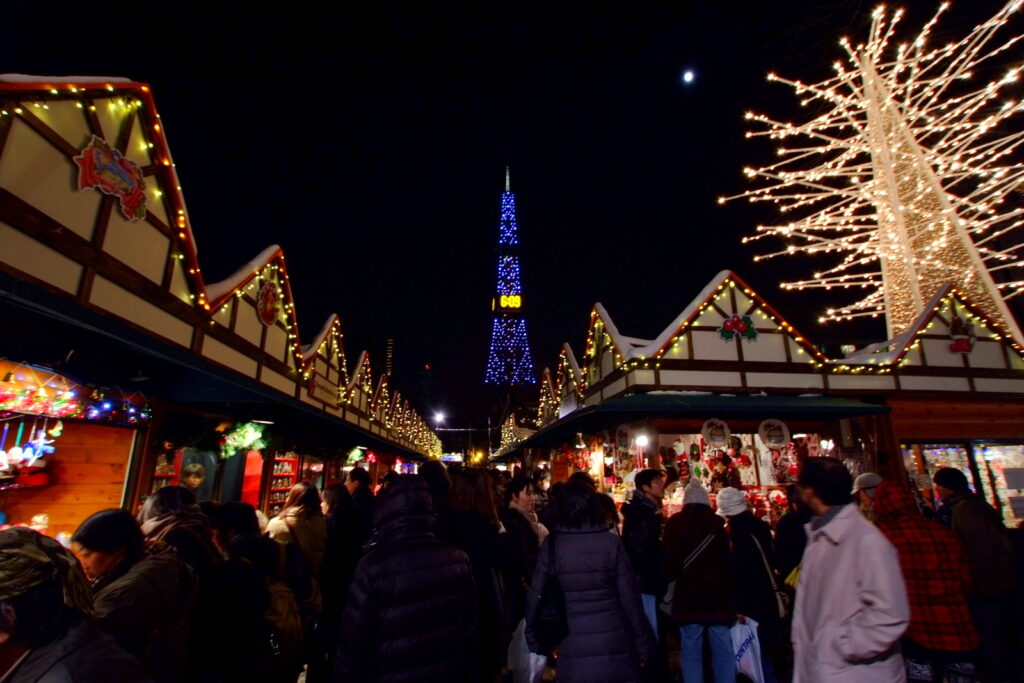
701, 418, 730, 449
256, 280, 280, 326
73, 136, 147, 220
758, 418, 791, 450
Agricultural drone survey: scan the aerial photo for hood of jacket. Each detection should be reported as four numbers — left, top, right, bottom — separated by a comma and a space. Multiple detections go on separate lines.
872, 481, 920, 525
373, 475, 433, 540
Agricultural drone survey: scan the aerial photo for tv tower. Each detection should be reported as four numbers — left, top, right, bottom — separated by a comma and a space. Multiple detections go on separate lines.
484, 168, 536, 386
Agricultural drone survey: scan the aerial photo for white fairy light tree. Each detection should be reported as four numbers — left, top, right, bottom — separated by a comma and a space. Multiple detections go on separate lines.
723, 1, 1024, 341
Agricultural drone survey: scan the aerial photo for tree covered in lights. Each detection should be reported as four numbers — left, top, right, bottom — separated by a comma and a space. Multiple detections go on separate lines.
726, 2, 1024, 341
485, 169, 537, 386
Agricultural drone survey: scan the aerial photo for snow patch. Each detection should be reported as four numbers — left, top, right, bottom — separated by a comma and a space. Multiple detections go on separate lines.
205, 245, 282, 305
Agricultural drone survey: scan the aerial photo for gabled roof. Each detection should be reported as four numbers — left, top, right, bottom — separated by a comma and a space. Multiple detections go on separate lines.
588, 270, 828, 364
557, 344, 584, 396
839, 285, 1024, 367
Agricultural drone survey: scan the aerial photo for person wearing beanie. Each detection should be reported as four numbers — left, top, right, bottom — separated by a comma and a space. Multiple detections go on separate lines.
662, 479, 735, 682
719, 487, 783, 682
682, 478, 712, 506
851, 472, 883, 521
932, 467, 1014, 681
715, 486, 748, 518
72, 509, 196, 683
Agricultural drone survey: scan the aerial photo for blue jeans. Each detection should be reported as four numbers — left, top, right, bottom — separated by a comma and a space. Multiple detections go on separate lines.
640, 594, 658, 640
678, 623, 735, 683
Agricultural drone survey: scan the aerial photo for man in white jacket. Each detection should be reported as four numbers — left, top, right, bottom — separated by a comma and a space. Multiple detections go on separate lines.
792, 458, 910, 682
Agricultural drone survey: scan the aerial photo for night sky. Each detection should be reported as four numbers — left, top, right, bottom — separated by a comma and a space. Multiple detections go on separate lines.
5, 1, 1009, 425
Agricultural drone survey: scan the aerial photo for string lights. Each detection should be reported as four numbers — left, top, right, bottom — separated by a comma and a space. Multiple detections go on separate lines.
723, 2, 1024, 341
0, 80, 441, 458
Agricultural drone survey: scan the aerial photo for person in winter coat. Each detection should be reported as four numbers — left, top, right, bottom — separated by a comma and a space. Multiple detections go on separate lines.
137, 485, 226, 680
792, 458, 909, 682
620, 468, 667, 637
872, 481, 978, 682
72, 509, 196, 683
334, 475, 479, 682
345, 467, 375, 551
772, 484, 811, 580
525, 479, 656, 683
208, 502, 306, 683
0, 527, 151, 682
436, 467, 516, 681
267, 482, 328, 573
662, 479, 734, 683
137, 485, 221, 576
718, 486, 781, 683
932, 467, 1014, 682
500, 474, 549, 623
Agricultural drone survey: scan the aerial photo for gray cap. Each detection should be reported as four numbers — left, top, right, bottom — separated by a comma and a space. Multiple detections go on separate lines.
851, 472, 882, 497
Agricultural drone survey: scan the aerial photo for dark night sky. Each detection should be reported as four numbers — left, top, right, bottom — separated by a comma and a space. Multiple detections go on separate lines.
5, 1, 1008, 425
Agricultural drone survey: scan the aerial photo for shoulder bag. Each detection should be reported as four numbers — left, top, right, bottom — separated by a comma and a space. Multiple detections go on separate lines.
658, 532, 715, 615
751, 534, 789, 619
528, 534, 569, 656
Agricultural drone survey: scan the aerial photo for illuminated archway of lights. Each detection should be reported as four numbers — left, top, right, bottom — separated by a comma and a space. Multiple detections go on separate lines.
722, 1, 1024, 341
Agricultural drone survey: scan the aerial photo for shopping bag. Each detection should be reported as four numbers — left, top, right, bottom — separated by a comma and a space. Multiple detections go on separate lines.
731, 617, 764, 683
508, 618, 547, 683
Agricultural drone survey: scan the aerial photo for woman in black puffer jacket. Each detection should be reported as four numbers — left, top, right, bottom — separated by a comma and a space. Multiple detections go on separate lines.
525, 480, 656, 682
334, 475, 479, 682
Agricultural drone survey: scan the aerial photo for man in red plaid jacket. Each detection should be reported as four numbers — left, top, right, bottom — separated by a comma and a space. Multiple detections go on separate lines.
873, 481, 977, 682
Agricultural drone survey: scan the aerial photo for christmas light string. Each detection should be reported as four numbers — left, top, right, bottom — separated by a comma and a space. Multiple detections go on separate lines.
721, 2, 1024, 342
0, 81, 439, 456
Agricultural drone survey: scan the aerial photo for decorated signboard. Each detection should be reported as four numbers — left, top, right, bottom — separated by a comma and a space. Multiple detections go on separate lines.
73, 135, 147, 220
701, 418, 730, 449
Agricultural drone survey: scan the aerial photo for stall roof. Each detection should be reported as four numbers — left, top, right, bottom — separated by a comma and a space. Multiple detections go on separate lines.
515, 391, 889, 449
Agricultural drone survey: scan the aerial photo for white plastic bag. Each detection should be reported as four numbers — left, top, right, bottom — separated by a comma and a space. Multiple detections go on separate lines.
508, 618, 547, 683
731, 617, 764, 683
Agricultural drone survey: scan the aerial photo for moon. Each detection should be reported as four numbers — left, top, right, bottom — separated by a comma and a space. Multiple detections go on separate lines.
682, 69, 695, 84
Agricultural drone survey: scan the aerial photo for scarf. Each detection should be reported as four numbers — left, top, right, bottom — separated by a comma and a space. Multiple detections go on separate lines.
509, 500, 549, 546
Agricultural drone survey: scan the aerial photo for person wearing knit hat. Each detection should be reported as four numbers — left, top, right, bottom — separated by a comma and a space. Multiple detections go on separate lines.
715, 487, 748, 518
682, 478, 712, 507
0, 527, 148, 682
718, 487, 785, 681
662, 478, 735, 682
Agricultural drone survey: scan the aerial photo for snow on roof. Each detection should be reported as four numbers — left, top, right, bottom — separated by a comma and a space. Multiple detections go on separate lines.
561, 343, 581, 375
302, 314, 340, 358
834, 287, 950, 365
0, 74, 134, 84
204, 244, 281, 305
591, 272, 733, 361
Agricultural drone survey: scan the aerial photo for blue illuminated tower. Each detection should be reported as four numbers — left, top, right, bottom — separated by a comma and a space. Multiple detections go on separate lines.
485, 168, 536, 386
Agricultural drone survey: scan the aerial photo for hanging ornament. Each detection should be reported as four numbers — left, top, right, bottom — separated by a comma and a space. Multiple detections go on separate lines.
948, 315, 976, 354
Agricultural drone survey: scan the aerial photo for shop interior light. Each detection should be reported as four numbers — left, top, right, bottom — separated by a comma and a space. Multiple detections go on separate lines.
252, 419, 274, 425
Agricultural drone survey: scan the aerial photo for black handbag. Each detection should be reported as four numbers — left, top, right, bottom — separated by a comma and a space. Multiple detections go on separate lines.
529, 534, 568, 656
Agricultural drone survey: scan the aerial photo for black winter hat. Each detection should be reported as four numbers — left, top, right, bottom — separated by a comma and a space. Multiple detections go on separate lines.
72, 509, 144, 554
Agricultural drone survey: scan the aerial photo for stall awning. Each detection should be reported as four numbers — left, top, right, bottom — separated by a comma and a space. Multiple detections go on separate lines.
516, 391, 889, 449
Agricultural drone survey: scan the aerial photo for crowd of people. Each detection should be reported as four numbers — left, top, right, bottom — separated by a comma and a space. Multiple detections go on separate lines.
0, 457, 1020, 682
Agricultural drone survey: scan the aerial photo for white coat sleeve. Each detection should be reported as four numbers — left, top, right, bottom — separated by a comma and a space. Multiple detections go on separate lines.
835, 533, 909, 662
